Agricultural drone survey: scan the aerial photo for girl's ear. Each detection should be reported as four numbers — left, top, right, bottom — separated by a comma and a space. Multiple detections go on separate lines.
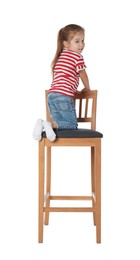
63, 41, 69, 48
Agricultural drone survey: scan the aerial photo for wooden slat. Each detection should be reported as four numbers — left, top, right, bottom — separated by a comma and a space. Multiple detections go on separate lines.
44, 137, 99, 147
50, 195, 92, 200
85, 98, 89, 118
44, 207, 95, 212
79, 98, 82, 119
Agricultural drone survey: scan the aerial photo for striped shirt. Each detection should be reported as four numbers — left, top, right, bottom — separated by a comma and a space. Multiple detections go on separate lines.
49, 49, 86, 97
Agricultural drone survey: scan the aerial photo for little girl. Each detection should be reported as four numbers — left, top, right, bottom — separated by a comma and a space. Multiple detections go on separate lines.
33, 24, 90, 141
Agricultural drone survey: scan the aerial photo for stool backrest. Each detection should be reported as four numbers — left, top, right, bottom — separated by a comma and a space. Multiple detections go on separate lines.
45, 90, 97, 130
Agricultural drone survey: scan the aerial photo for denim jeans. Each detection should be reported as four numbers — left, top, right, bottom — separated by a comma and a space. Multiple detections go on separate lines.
48, 93, 78, 129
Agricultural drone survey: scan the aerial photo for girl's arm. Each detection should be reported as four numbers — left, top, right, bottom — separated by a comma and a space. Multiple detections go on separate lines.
78, 69, 90, 93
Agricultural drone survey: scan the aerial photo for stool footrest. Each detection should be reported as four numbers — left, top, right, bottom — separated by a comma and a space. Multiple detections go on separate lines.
44, 195, 95, 212
44, 207, 95, 212
49, 195, 93, 200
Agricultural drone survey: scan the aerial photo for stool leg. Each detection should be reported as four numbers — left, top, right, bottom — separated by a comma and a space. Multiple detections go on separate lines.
38, 139, 45, 243
95, 140, 101, 243
91, 147, 96, 225
44, 147, 51, 225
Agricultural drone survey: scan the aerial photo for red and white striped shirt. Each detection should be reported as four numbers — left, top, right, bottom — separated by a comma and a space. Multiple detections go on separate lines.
49, 49, 86, 97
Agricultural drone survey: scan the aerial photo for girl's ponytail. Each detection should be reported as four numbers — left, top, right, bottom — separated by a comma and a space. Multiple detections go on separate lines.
51, 28, 64, 74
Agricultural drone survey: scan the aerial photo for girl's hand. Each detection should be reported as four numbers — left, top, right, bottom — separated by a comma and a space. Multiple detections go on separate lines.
76, 88, 90, 94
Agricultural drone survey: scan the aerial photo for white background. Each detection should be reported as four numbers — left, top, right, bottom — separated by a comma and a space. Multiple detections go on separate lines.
0, 0, 140, 259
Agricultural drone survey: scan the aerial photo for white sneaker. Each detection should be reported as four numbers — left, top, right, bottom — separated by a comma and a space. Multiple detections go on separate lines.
33, 119, 43, 141
43, 121, 56, 142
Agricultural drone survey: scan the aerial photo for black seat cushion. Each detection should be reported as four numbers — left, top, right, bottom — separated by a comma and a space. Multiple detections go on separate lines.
42, 129, 103, 138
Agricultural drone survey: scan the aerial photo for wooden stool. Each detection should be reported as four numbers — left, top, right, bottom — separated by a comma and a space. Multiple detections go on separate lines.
38, 90, 103, 243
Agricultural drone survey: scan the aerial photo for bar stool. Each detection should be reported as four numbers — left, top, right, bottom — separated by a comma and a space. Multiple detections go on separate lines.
38, 90, 103, 243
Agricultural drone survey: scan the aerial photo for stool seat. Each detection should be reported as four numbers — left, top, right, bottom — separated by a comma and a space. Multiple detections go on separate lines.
42, 129, 103, 138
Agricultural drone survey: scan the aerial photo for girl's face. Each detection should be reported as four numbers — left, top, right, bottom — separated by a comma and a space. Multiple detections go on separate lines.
63, 31, 85, 54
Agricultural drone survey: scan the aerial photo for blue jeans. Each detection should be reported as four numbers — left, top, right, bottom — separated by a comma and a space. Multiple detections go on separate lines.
48, 93, 78, 129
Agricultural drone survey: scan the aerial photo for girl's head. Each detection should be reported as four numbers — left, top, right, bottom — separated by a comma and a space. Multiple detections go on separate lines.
51, 24, 85, 72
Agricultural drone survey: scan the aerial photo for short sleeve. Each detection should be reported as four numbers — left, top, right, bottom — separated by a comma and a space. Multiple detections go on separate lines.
76, 55, 86, 72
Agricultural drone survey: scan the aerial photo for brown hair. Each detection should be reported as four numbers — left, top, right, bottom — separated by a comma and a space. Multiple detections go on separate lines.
51, 24, 85, 74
